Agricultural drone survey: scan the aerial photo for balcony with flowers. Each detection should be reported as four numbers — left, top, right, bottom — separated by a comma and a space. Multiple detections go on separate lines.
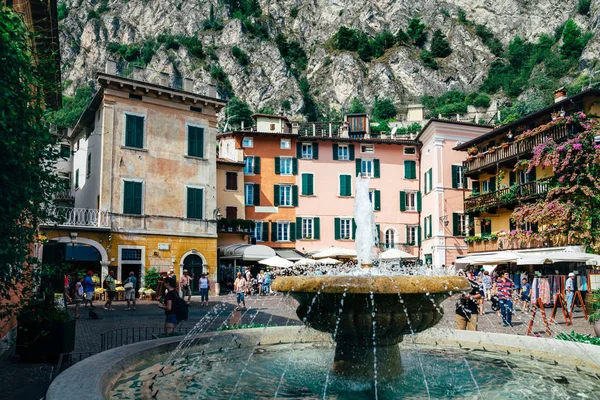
465, 230, 576, 253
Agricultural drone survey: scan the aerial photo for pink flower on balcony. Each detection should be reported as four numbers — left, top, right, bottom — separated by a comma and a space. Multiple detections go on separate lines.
573, 143, 583, 151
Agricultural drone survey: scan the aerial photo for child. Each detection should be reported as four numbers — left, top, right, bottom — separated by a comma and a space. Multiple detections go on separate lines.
520, 278, 531, 312
74, 277, 84, 319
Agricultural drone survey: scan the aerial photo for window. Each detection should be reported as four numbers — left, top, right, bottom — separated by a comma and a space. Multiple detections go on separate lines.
186, 187, 204, 219
301, 173, 314, 196
301, 143, 313, 159
188, 126, 205, 158
60, 144, 70, 158
225, 206, 237, 221
405, 192, 417, 211
360, 144, 374, 154
280, 157, 293, 175
121, 248, 142, 261
124, 181, 143, 215
404, 160, 416, 179
451, 165, 464, 189
279, 185, 292, 206
226, 172, 238, 190
277, 222, 290, 241
403, 147, 416, 155
280, 139, 291, 149
339, 174, 352, 197
368, 189, 381, 211
340, 218, 352, 240
125, 114, 144, 149
242, 137, 253, 148
424, 169, 433, 194
338, 145, 349, 160
244, 184, 254, 206
244, 156, 254, 174
407, 226, 418, 245
302, 218, 314, 239
253, 222, 263, 242
384, 228, 396, 249
86, 154, 92, 178
480, 219, 492, 236
74, 169, 79, 189
453, 213, 468, 237
361, 159, 374, 177
424, 215, 432, 238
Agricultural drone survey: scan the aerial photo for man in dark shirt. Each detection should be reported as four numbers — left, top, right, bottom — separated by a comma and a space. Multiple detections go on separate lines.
456, 278, 483, 331
158, 277, 179, 334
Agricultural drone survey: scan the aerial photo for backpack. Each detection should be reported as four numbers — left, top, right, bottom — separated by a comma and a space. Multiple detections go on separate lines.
174, 295, 189, 323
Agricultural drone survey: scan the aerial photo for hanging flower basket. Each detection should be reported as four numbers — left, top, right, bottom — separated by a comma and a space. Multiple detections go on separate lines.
467, 147, 479, 156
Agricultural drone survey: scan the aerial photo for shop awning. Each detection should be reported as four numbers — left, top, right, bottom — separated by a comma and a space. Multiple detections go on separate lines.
456, 253, 520, 265
275, 249, 305, 261
517, 251, 595, 265
219, 244, 275, 261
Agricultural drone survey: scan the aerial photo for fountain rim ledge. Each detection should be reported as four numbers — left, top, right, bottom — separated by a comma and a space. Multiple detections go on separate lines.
46, 326, 600, 400
271, 275, 471, 294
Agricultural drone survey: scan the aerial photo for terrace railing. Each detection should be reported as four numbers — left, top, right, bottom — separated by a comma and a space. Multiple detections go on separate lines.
464, 178, 550, 213
43, 207, 111, 228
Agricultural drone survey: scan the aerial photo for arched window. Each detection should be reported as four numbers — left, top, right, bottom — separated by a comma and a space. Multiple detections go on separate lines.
384, 228, 397, 249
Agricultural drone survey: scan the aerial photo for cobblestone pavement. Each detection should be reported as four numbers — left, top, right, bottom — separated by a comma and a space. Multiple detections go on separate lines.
0, 293, 594, 400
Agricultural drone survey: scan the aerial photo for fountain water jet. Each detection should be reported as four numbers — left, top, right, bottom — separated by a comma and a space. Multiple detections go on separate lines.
272, 176, 470, 379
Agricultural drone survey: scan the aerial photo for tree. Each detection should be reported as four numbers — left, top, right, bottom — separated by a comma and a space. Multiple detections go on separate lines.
430, 29, 452, 58
371, 98, 396, 120
231, 46, 250, 66
578, 0, 591, 15
396, 29, 409, 45
347, 97, 366, 114
420, 50, 438, 69
226, 97, 253, 128
0, 6, 61, 319
51, 86, 94, 128
560, 19, 591, 60
407, 18, 427, 47
334, 26, 359, 51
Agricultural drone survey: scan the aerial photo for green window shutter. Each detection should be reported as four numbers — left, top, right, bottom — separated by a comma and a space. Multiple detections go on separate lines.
296, 142, 302, 158
375, 224, 381, 244
313, 143, 319, 159
472, 181, 480, 195
405, 161, 416, 179
292, 158, 298, 175
452, 213, 459, 236
417, 226, 422, 246
339, 175, 346, 196
374, 159, 380, 178
332, 144, 339, 160
307, 174, 314, 195
188, 127, 196, 156
428, 168, 432, 192
489, 177, 496, 192
254, 157, 261, 174
197, 188, 204, 219
123, 181, 133, 213
451, 165, 458, 188
271, 222, 277, 242
302, 174, 308, 195
253, 184, 261, 206
374, 190, 381, 211
314, 217, 320, 239
135, 116, 144, 148
429, 216, 433, 238
352, 218, 357, 240
75, 169, 79, 188
188, 126, 204, 157
262, 222, 269, 242
296, 217, 302, 238
292, 185, 299, 206
273, 185, 280, 206
274, 157, 281, 175
405, 226, 409, 245
334, 218, 341, 240
355, 158, 361, 177
124, 181, 142, 215
416, 191, 422, 212
346, 175, 352, 196
186, 187, 202, 219
509, 172, 516, 186
186, 187, 195, 218
400, 191, 406, 211
423, 171, 428, 194
125, 115, 135, 147
290, 222, 296, 242
349, 144, 355, 161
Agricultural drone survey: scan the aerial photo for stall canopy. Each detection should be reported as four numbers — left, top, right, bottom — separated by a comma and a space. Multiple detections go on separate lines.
275, 249, 305, 261
312, 247, 357, 259
457, 247, 599, 266
219, 244, 275, 261
258, 256, 294, 268
380, 248, 417, 260
456, 253, 520, 266
318, 257, 341, 265
294, 258, 320, 267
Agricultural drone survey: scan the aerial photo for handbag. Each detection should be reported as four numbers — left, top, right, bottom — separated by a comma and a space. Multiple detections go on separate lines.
124, 281, 134, 290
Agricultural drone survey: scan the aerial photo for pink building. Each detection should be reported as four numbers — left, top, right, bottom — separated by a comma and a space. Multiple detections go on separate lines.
416, 119, 493, 266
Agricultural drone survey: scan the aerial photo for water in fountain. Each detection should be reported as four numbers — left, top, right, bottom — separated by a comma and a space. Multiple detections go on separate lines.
354, 176, 376, 268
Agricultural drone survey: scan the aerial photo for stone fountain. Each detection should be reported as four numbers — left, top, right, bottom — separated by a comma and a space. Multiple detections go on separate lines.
272, 177, 470, 378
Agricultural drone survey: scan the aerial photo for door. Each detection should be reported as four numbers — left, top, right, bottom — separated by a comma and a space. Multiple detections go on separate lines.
121, 264, 142, 297
183, 254, 204, 295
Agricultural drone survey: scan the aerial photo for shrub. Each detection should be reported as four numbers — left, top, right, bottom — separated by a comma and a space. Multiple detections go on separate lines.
211, 64, 234, 98
472, 94, 491, 108
281, 100, 291, 110
371, 30, 396, 58
347, 97, 366, 114
333, 26, 359, 51
87, 10, 99, 21
178, 36, 204, 59
227, 97, 254, 127
202, 5, 224, 31
578, 0, 591, 15
226, 0, 261, 18
396, 29, 409, 45
457, 8, 470, 25
407, 18, 427, 47
560, 19, 592, 60
276, 34, 308, 77
145, 268, 160, 291
475, 24, 503, 56
231, 46, 250, 66
58, 3, 68, 21
51, 86, 94, 128
371, 98, 396, 120
430, 29, 452, 58
299, 78, 318, 121
290, 7, 299, 18
420, 50, 438, 69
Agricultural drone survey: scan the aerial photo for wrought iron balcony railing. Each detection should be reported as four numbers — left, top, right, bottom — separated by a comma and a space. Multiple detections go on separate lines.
43, 207, 111, 228
464, 178, 550, 213
217, 219, 255, 233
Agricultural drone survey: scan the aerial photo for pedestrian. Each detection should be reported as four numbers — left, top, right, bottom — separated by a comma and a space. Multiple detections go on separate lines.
497, 271, 515, 327
124, 271, 137, 311
257, 270, 265, 295
83, 270, 96, 309
448, 261, 456, 275
199, 272, 210, 306
245, 267, 252, 295
234, 272, 247, 310
103, 270, 116, 311
476, 275, 485, 315
520, 277, 531, 312
455, 278, 483, 331
180, 269, 193, 305
157, 277, 178, 334
74, 277, 84, 319
262, 271, 271, 295
565, 272, 575, 315
63, 273, 72, 306
482, 270, 492, 301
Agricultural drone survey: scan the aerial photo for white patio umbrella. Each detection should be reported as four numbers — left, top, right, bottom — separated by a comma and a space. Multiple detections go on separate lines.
312, 246, 357, 259
258, 256, 293, 268
317, 257, 341, 265
294, 258, 320, 267
380, 248, 416, 260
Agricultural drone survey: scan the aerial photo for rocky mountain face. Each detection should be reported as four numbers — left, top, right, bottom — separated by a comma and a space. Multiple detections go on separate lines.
58, 0, 600, 119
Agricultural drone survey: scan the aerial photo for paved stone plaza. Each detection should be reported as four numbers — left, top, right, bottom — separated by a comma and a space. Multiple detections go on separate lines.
0, 293, 593, 400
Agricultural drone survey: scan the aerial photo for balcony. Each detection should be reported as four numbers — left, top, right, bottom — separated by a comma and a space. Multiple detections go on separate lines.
464, 124, 573, 175
464, 178, 550, 214
217, 219, 255, 234
43, 207, 110, 228
467, 234, 574, 253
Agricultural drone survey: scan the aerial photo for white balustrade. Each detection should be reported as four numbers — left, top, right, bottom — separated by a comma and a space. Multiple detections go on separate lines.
45, 207, 110, 228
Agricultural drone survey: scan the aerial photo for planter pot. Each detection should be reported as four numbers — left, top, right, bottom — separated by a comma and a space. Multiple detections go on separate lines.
594, 321, 600, 337
16, 318, 76, 363
501, 143, 510, 149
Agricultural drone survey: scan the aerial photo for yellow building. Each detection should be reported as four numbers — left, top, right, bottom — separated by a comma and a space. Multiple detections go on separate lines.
456, 88, 600, 253
39, 61, 225, 290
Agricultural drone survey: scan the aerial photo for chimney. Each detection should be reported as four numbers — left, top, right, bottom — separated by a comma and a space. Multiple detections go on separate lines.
105, 60, 117, 75
407, 103, 425, 122
554, 87, 568, 103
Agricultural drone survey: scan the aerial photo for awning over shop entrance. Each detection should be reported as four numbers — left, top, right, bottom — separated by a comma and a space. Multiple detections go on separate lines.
275, 249, 305, 261
219, 244, 275, 261
456, 246, 599, 266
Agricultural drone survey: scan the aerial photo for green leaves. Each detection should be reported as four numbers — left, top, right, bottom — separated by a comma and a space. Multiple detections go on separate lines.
430, 29, 452, 58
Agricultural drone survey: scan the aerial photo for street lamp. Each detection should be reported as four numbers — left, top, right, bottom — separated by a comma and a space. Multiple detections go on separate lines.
213, 207, 222, 220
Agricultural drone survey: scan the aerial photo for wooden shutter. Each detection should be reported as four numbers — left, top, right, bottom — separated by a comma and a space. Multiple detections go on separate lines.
332, 144, 339, 160
509, 172, 516, 187
472, 181, 480, 195
352, 218, 357, 239
226, 206, 237, 221
313, 143, 319, 159
374, 190, 381, 211
261, 222, 269, 242
124, 181, 133, 214
428, 168, 432, 192
334, 218, 341, 240
452, 213, 459, 236
489, 177, 496, 192
135, 116, 144, 148
400, 191, 406, 211
292, 158, 298, 175
125, 115, 135, 147
296, 142, 302, 158
271, 222, 277, 242
226, 172, 237, 190
296, 217, 302, 238
349, 144, 355, 160
374, 159, 380, 178
273, 185, 280, 206
417, 226, 422, 246
428, 216, 433, 238
302, 174, 308, 195
274, 157, 281, 175
290, 222, 296, 242
132, 182, 142, 214
253, 184, 260, 205
355, 158, 362, 177
416, 191, 422, 212
451, 165, 458, 188
253, 157, 261, 174
404, 161, 411, 179
188, 126, 204, 157
292, 185, 299, 206
186, 187, 196, 218
314, 217, 320, 239
307, 174, 314, 195
375, 224, 381, 244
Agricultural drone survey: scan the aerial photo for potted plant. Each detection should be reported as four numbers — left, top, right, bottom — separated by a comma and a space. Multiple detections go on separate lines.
589, 289, 600, 336
501, 142, 510, 149
467, 146, 479, 156
488, 147, 497, 153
